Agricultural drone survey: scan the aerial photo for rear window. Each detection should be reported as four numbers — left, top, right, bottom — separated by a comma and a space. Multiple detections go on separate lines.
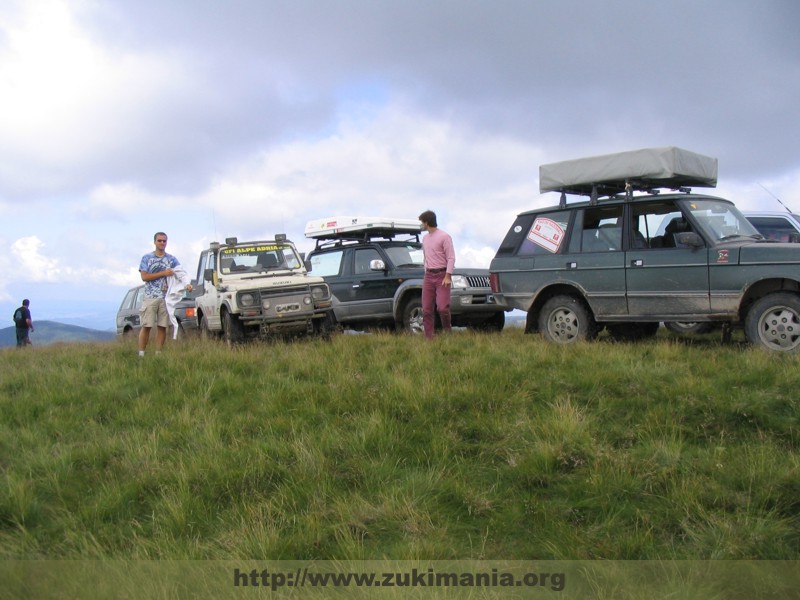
496, 210, 572, 256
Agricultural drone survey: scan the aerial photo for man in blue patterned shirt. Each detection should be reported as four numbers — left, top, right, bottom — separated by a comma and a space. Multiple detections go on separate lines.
138, 232, 191, 356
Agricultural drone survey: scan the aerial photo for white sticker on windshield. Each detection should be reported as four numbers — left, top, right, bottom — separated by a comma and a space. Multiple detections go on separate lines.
528, 217, 565, 253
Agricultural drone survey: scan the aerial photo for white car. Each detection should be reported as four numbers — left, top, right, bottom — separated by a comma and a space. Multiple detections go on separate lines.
743, 211, 800, 243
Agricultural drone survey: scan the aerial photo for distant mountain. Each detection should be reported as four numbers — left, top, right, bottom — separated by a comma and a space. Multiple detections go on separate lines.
0, 320, 115, 348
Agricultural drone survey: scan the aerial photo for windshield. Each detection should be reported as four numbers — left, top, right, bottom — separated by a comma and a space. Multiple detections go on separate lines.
383, 244, 424, 267
220, 243, 302, 274
679, 199, 761, 243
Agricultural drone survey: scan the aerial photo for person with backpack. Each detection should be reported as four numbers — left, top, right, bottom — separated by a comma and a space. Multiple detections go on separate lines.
13, 299, 33, 347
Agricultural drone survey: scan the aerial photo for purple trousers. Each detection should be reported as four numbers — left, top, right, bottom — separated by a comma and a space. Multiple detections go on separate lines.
422, 270, 451, 339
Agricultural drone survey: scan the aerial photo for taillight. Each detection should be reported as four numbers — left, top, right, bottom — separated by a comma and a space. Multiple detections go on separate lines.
489, 273, 500, 293
185, 307, 196, 318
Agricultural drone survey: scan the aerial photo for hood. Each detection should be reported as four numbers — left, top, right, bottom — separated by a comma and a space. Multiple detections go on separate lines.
737, 241, 800, 265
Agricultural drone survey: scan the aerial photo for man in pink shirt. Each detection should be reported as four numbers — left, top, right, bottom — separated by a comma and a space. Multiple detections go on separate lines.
419, 210, 456, 339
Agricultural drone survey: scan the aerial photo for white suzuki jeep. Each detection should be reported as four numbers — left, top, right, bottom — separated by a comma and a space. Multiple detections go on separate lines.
194, 235, 333, 343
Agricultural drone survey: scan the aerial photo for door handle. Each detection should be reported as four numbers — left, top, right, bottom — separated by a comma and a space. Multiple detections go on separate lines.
352, 284, 360, 288
631, 259, 643, 267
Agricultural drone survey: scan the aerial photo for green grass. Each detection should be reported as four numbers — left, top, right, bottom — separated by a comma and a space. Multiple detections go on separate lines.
0, 328, 798, 560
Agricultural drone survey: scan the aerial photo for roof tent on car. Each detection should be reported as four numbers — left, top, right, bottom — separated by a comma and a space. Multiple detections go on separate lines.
304, 216, 422, 241
539, 146, 718, 207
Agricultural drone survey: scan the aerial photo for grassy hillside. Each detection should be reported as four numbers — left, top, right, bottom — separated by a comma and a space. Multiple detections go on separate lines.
0, 320, 114, 347
1, 328, 798, 563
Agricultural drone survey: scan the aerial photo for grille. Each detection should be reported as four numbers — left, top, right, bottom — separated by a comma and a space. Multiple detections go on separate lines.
260, 285, 309, 297
466, 275, 490, 288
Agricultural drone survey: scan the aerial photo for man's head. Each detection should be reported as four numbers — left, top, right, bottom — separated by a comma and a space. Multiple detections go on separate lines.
154, 232, 168, 253
22, 299, 29, 307
418, 210, 437, 229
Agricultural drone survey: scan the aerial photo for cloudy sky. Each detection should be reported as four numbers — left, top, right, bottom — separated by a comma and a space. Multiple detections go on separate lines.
2, 0, 799, 329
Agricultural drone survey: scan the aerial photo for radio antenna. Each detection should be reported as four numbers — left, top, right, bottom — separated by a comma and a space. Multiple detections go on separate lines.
758, 183, 793, 214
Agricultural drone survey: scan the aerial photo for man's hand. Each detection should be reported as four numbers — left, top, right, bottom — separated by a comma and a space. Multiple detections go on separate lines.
442, 273, 452, 288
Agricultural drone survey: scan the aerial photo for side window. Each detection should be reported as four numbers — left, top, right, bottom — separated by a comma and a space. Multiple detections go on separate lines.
578, 206, 623, 252
309, 250, 344, 277
354, 248, 382, 274
134, 286, 145, 308
121, 288, 137, 310
746, 217, 797, 242
516, 210, 572, 256
631, 201, 690, 249
196, 251, 215, 281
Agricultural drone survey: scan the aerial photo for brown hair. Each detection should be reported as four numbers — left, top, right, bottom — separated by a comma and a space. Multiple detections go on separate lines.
418, 210, 437, 228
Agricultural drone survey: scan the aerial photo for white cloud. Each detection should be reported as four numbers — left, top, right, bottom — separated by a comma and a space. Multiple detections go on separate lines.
191, 106, 543, 252
9, 235, 140, 288
10, 236, 62, 282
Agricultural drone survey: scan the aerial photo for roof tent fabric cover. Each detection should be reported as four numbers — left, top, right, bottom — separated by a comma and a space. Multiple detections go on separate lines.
539, 146, 718, 196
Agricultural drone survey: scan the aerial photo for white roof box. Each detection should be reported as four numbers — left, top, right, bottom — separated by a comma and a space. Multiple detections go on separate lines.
539, 146, 718, 197
304, 216, 422, 240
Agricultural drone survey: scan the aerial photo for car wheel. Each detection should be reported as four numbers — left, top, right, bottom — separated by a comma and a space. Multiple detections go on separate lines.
222, 311, 244, 345
471, 310, 505, 332
538, 295, 597, 344
664, 321, 716, 335
401, 296, 424, 334
745, 293, 800, 352
199, 314, 213, 340
315, 311, 338, 340
607, 322, 660, 341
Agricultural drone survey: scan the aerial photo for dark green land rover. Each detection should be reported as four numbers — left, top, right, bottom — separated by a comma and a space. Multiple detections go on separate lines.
489, 147, 800, 352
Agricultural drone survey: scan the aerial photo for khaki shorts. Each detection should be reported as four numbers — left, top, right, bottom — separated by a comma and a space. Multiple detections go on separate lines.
140, 297, 169, 329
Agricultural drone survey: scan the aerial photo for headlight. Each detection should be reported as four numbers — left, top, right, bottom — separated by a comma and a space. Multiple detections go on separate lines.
262, 299, 271, 310
310, 284, 330, 300
451, 275, 468, 289
303, 296, 312, 305
240, 293, 255, 307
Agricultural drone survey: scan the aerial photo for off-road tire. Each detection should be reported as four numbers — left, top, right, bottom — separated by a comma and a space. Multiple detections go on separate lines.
315, 311, 338, 340
222, 310, 244, 345
664, 321, 716, 335
199, 314, 214, 340
745, 292, 800, 352
471, 310, 505, 332
607, 322, 660, 341
400, 296, 424, 334
538, 295, 597, 344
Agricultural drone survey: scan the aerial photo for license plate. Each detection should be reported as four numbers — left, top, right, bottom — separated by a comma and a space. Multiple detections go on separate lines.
276, 303, 301, 314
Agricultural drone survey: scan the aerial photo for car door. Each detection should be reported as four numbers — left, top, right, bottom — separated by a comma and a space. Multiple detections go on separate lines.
563, 206, 627, 318
624, 201, 711, 317
195, 250, 222, 329
345, 247, 396, 319
117, 286, 142, 333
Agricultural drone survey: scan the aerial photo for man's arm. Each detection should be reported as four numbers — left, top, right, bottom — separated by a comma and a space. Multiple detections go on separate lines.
140, 268, 174, 282
444, 234, 456, 274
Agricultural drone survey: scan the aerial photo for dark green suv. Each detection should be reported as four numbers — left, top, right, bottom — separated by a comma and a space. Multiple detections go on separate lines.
305, 216, 507, 333
489, 147, 800, 352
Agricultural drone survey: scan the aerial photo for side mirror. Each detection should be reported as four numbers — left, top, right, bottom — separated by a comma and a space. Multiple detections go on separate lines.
304, 260, 312, 272
203, 268, 214, 282
675, 232, 705, 249
370, 259, 387, 272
